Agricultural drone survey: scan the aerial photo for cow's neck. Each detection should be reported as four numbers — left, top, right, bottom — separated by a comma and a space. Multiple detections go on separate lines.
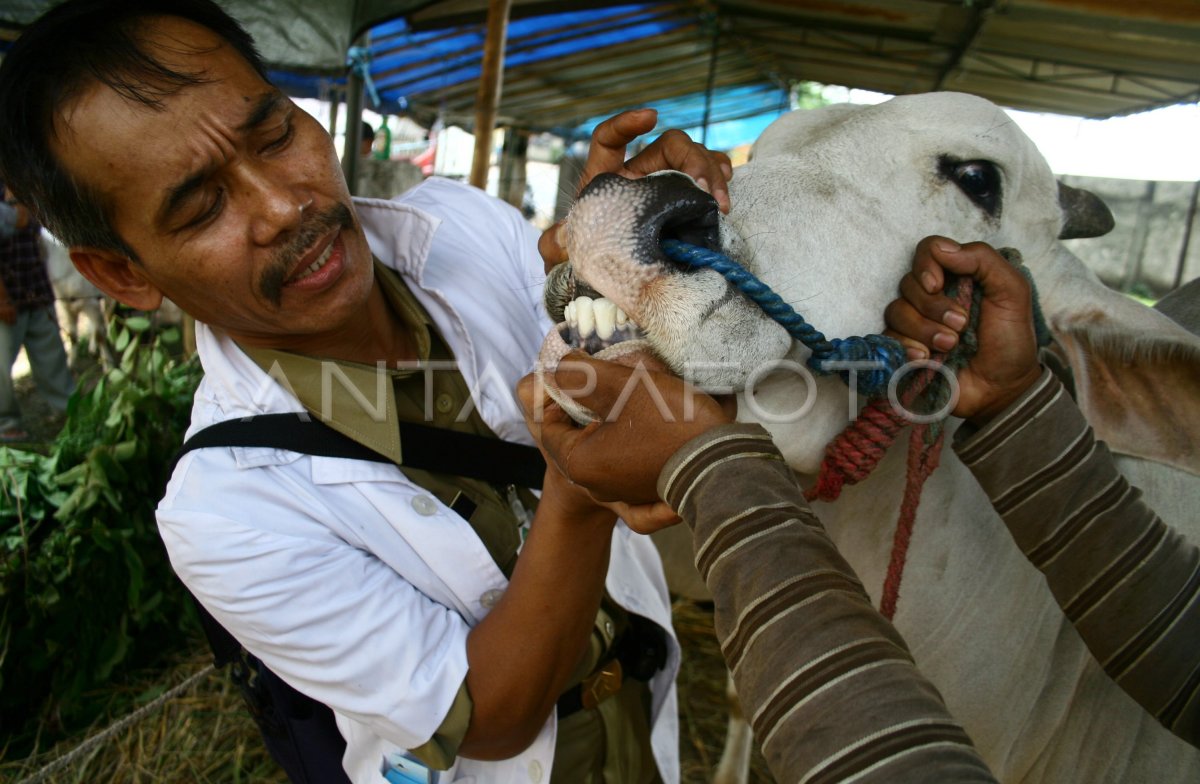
809, 446, 1197, 782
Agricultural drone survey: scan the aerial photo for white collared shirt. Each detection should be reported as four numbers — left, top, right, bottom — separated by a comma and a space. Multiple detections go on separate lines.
158, 178, 680, 784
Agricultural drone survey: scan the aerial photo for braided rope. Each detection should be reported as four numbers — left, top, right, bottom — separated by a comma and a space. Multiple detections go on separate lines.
660, 240, 906, 396
17, 664, 215, 784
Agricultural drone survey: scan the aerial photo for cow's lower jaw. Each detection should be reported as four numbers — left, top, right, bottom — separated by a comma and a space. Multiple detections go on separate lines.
542, 264, 667, 371
537, 312, 666, 424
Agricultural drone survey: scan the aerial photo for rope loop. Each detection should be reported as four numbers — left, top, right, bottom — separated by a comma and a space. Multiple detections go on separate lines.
817, 334, 908, 396
660, 239, 905, 396
346, 46, 381, 108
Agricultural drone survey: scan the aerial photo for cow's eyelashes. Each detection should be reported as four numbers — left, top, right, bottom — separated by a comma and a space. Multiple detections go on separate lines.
939, 156, 1002, 217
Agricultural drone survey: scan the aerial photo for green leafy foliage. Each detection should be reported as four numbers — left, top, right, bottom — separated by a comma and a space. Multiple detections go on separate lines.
0, 317, 202, 751
791, 81, 831, 111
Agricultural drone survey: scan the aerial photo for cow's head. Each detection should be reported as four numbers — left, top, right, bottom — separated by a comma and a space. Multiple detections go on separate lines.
542, 92, 1197, 474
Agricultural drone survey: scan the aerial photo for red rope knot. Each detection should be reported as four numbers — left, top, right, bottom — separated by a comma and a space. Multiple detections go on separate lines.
805, 277, 977, 619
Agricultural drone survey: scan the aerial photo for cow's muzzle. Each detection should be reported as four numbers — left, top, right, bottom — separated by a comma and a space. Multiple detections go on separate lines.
580, 171, 721, 267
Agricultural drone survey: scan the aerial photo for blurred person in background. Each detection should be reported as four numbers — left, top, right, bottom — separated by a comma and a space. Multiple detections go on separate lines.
0, 187, 74, 442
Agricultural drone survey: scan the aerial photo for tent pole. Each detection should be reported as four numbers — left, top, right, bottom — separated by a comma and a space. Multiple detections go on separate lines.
328, 86, 341, 142
470, 0, 512, 191
1174, 179, 1200, 291
342, 36, 367, 196
499, 127, 529, 208
701, 15, 720, 146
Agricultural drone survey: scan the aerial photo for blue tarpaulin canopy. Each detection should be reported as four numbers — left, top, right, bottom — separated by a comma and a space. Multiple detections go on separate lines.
265, 0, 1200, 148
268, 4, 791, 148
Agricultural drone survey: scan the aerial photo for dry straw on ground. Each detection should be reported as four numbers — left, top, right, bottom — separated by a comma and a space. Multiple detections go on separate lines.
1, 650, 285, 784
3, 602, 773, 783
5, 363, 773, 783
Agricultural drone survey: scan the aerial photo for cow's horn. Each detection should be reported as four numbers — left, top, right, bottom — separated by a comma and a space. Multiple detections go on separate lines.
1058, 181, 1115, 239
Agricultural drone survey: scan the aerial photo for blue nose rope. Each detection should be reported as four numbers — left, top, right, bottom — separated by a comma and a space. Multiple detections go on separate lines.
660, 239, 907, 397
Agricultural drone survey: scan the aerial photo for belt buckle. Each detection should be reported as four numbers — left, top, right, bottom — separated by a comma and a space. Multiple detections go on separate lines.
580, 659, 623, 710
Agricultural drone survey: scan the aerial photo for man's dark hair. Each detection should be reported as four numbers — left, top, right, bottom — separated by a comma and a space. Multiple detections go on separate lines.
0, 0, 268, 257
361, 120, 375, 144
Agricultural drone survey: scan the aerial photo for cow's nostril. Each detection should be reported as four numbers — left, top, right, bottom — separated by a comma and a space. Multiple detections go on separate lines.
638, 175, 721, 266
660, 205, 720, 253
575, 171, 721, 267
648, 194, 720, 267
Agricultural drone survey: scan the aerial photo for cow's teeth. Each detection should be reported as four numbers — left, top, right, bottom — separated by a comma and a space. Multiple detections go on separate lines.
594, 298, 617, 340
575, 296, 595, 338
560, 295, 643, 353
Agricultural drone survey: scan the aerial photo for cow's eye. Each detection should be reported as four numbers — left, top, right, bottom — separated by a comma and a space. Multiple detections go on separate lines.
939, 157, 1001, 217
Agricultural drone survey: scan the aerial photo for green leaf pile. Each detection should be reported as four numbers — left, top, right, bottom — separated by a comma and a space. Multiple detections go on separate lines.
0, 317, 203, 750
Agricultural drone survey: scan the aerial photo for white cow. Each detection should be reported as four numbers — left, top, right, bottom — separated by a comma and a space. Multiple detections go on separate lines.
544, 92, 1200, 783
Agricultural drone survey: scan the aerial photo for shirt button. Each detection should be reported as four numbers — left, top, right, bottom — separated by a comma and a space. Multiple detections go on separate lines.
435, 393, 454, 414
480, 588, 504, 609
604, 619, 615, 638
528, 759, 543, 783
411, 495, 438, 516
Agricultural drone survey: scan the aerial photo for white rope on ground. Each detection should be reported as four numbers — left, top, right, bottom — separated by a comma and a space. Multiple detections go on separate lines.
17, 663, 216, 784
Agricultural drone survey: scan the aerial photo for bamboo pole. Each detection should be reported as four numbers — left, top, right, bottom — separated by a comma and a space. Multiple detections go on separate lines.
1174, 179, 1200, 291
342, 44, 367, 196
327, 87, 341, 142
701, 16, 720, 146
470, 0, 513, 190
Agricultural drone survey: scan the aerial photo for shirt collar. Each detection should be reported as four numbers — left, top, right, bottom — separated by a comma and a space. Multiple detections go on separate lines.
353, 195, 441, 285
238, 262, 433, 464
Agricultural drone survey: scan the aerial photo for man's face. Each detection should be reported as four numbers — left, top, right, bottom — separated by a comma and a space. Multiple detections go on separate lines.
54, 16, 374, 350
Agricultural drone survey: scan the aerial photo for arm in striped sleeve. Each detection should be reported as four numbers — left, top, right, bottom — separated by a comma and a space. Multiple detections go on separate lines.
659, 423, 997, 783
955, 367, 1200, 747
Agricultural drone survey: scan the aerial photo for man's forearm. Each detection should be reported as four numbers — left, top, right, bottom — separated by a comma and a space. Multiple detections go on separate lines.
460, 483, 615, 759
659, 424, 997, 783
956, 368, 1200, 746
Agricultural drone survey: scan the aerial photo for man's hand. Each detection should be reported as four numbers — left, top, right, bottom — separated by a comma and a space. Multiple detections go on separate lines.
884, 237, 1043, 425
516, 351, 733, 532
539, 109, 733, 269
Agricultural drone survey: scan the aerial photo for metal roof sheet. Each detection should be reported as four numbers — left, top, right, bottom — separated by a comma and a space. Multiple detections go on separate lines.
356, 1, 1200, 144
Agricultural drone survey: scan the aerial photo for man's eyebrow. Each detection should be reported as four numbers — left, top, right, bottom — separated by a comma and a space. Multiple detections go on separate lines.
158, 167, 214, 229
237, 91, 289, 133
156, 92, 290, 228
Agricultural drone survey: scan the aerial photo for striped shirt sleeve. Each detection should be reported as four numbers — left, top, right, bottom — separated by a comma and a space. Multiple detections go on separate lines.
658, 424, 997, 783
955, 367, 1200, 747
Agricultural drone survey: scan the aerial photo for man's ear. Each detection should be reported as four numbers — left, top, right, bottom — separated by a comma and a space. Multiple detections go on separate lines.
69, 247, 164, 311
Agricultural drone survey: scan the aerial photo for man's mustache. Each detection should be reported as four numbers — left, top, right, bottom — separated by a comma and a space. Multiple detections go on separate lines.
259, 202, 356, 305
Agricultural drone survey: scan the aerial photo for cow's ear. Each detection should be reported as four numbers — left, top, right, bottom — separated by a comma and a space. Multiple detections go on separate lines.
1154, 277, 1200, 334
1058, 181, 1115, 239
1052, 323, 1200, 476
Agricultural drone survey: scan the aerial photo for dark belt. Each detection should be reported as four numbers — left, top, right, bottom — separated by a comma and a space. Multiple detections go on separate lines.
556, 615, 668, 719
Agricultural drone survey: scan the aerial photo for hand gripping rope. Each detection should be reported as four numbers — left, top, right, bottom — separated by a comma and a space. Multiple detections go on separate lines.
661, 240, 1047, 619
